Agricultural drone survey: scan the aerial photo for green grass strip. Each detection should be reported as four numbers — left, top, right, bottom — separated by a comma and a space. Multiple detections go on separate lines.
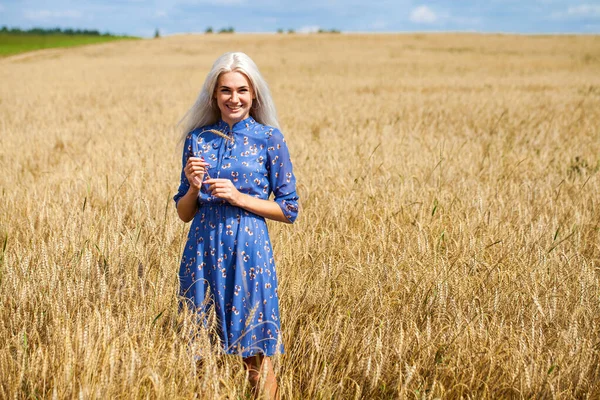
0, 34, 139, 57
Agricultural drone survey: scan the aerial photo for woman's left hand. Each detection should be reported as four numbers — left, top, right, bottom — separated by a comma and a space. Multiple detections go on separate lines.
205, 178, 244, 206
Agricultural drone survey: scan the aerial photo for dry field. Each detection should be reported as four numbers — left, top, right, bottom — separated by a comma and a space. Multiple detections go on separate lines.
1, 33, 600, 399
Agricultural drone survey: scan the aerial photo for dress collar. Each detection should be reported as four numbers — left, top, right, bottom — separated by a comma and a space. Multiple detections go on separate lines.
216, 116, 256, 132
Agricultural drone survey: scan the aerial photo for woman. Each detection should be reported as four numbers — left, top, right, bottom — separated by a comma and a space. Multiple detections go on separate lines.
174, 52, 298, 398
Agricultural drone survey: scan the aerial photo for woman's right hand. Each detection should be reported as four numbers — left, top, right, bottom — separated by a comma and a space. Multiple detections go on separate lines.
184, 157, 210, 191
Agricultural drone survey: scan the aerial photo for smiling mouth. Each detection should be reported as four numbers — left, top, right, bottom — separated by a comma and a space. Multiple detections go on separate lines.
226, 104, 242, 111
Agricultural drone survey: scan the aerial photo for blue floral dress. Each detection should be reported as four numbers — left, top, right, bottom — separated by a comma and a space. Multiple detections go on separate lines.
174, 116, 299, 357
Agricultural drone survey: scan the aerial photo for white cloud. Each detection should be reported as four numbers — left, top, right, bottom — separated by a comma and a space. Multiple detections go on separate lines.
566, 4, 600, 17
297, 25, 320, 33
24, 9, 83, 21
410, 5, 437, 24
551, 4, 600, 19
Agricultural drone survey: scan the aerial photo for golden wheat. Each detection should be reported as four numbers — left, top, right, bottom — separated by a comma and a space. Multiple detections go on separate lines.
1, 33, 599, 399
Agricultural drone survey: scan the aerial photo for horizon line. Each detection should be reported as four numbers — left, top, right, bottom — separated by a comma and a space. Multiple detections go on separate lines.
161, 30, 600, 37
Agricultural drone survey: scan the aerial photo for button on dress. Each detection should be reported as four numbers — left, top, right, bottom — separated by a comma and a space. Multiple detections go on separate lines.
174, 116, 299, 357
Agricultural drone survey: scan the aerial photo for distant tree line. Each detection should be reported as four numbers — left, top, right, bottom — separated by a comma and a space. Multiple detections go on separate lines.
0, 26, 121, 37
318, 28, 340, 33
204, 27, 235, 34
202, 26, 340, 34
277, 28, 340, 34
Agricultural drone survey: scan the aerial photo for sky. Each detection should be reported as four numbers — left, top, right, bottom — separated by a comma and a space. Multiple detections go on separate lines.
1, 0, 599, 37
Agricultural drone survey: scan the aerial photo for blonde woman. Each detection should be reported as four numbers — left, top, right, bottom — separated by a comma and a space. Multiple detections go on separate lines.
174, 52, 298, 398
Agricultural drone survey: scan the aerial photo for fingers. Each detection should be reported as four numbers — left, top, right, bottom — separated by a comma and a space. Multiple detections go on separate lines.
205, 179, 227, 193
188, 156, 209, 164
190, 165, 208, 174
205, 179, 235, 197
211, 188, 232, 197
204, 178, 228, 185
201, 178, 241, 205
185, 157, 211, 188
185, 166, 206, 179
187, 157, 210, 170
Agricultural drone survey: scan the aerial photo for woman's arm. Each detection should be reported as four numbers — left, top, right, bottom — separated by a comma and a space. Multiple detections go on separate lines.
266, 129, 299, 223
204, 178, 291, 223
176, 186, 200, 223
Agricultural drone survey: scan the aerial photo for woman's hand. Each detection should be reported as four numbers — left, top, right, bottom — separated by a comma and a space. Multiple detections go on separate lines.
184, 157, 210, 191
205, 178, 244, 206
204, 178, 291, 223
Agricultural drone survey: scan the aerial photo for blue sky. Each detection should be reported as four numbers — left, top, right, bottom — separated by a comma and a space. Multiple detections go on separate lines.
1, 0, 599, 37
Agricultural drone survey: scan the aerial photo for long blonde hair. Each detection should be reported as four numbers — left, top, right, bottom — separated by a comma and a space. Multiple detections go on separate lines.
179, 52, 279, 141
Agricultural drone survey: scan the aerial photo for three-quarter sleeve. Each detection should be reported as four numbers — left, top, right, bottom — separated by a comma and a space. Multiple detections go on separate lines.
173, 133, 193, 207
267, 129, 299, 223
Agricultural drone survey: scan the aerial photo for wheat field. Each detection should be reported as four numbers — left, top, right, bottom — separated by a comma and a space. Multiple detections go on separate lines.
1, 33, 600, 399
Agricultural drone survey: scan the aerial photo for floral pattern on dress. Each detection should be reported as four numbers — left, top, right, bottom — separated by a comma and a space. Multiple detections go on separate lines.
174, 116, 298, 357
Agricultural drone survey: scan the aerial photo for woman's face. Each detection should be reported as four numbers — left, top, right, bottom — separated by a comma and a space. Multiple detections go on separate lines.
214, 71, 255, 127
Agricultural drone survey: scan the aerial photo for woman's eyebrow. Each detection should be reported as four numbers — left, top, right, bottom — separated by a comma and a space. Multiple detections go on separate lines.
219, 85, 249, 90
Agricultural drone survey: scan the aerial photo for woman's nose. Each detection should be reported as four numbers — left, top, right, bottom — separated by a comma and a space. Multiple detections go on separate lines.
231, 91, 238, 102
